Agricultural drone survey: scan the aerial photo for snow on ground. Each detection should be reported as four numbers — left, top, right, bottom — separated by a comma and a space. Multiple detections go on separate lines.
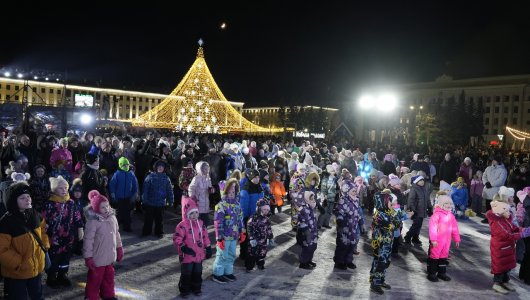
29, 204, 530, 299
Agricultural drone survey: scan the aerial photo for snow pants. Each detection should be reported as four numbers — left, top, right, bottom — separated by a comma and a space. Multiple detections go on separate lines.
179, 262, 202, 295
369, 241, 392, 285
213, 240, 237, 276
85, 264, 115, 300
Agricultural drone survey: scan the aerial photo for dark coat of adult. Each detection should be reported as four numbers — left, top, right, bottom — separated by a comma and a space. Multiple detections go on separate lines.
508, 168, 530, 194
340, 156, 357, 177
410, 161, 431, 180
68, 144, 85, 172
439, 159, 458, 184
17, 143, 37, 171
406, 183, 431, 218
381, 161, 396, 176
80, 166, 105, 200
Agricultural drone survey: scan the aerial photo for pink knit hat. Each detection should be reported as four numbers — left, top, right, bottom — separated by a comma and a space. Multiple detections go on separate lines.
88, 190, 109, 214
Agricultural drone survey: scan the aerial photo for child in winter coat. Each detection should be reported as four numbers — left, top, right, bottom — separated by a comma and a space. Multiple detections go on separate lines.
470, 171, 484, 216
70, 179, 85, 256
29, 164, 50, 212
333, 178, 360, 270
188, 161, 214, 226
142, 160, 174, 238
83, 190, 123, 300
246, 199, 274, 272
270, 172, 286, 214
486, 193, 530, 294
239, 169, 264, 259
297, 190, 319, 270
318, 165, 337, 229
290, 164, 307, 230
212, 178, 246, 284
369, 189, 401, 295
41, 175, 84, 288
109, 157, 138, 232
391, 196, 411, 255
427, 195, 461, 282
451, 177, 469, 219
173, 200, 212, 297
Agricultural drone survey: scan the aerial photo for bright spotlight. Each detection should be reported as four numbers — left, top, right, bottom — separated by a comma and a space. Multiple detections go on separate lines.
359, 95, 375, 109
34, 76, 38, 80
4, 72, 11, 77
45, 77, 49, 81
17, 73, 24, 78
80, 113, 93, 125
378, 94, 397, 111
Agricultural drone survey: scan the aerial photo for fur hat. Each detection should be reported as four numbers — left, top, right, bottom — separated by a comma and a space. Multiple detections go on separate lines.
49, 176, 69, 192
242, 147, 250, 155
305, 172, 320, 188
11, 172, 31, 182
435, 195, 454, 209
259, 169, 269, 182
223, 178, 240, 196
70, 178, 83, 194
388, 174, 401, 187
498, 186, 515, 200
88, 190, 109, 214
341, 168, 352, 178
259, 160, 269, 169
411, 175, 424, 185
5, 182, 31, 213
326, 165, 335, 174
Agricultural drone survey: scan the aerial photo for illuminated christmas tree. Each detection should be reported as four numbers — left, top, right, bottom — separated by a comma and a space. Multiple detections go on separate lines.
132, 39, 282, 133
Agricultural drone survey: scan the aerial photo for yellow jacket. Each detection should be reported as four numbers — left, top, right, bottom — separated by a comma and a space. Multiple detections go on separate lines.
0, 210, 49, 279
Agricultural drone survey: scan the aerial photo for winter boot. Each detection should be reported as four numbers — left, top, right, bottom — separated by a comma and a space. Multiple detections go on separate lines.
347, 263, 357, 269
492, 283, 509, 294
334, 263, 347, 270
437, 259, 451, 281
308, 261, 317, 267
370, 284, 384, 295
299, 262, 314, 270
411, 236, 422, 245
46, 272, 61, 289
57, 272, 72, 287
427, 258, 439, 282
500, 281, 516, 291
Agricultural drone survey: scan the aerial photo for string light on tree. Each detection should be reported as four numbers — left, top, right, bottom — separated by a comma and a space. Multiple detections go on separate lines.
132, 39, 282, 133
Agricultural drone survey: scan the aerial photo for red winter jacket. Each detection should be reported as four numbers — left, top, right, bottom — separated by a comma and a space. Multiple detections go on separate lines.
486, 210, 521, 274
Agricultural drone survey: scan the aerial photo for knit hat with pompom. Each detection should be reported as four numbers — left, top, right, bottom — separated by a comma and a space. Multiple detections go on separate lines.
88, 190, 109, 214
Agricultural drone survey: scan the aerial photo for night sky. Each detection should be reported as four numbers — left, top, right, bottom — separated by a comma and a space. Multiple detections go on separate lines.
2, 1, 530, 108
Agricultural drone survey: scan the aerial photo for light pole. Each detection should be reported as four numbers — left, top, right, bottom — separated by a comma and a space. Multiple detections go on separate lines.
358, 93, 398, 145
409, 105, 423, 146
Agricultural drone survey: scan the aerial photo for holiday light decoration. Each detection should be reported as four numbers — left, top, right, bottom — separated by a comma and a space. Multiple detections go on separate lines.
132, 40, 283, 133
506, 126, 530, 140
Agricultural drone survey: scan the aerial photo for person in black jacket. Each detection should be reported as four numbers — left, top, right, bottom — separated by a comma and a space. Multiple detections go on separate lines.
439, 153, 458, 184
80, 154, 105, 202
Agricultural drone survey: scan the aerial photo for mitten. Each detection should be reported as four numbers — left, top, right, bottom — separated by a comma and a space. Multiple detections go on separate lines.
485, 182, 492, 189
521, 227, 530, 239
85, 258, 96, 271
216, 239, 225, 250
205, 246, 212, 259
268, 239, 276, 247
116, 247, 124, 262
239, 232, 247, 243
250, 239, 258, 247
181, 245, 196, 256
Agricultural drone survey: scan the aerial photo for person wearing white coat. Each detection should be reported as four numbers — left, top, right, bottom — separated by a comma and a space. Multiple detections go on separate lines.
189, 161, 214, 226
481, 156, 507, 223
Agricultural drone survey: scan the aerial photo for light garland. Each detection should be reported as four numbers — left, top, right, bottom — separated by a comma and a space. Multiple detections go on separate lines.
506, 126, 530, 140
131, 41, 283, 133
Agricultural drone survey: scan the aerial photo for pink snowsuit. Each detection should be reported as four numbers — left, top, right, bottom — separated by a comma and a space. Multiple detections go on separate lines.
429, 207, 461, 259
173, 201, 211, 263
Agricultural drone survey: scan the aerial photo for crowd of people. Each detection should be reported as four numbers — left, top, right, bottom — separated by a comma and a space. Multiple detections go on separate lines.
0, 128, 530, 298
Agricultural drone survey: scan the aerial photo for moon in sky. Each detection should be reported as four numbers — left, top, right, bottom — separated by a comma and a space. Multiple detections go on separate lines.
220, 22, 227, 30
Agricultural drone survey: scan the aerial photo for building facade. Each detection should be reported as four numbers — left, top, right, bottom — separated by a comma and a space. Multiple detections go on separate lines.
354, 74, 530, 145
0, 77, 244, 122
242, 106, 340, 134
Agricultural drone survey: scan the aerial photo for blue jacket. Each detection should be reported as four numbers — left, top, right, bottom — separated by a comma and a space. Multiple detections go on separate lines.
110, 170, 138, 202
451, 186, 469, 207
142, 172, 174, 207
240, 189, 264, 219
